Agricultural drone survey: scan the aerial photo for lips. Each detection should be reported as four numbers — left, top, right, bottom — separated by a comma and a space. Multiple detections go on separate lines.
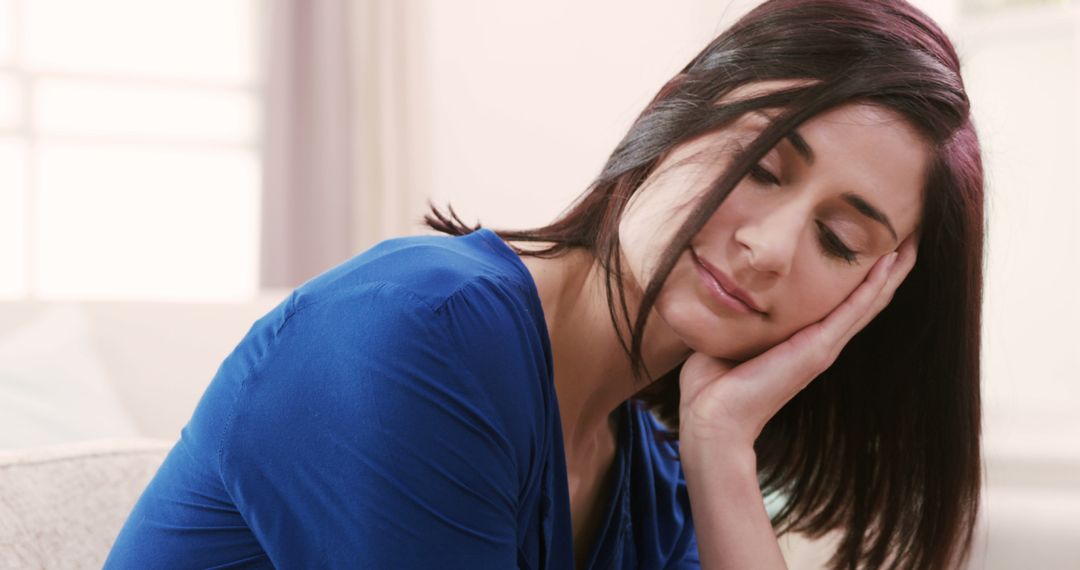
690, 248, 767, 314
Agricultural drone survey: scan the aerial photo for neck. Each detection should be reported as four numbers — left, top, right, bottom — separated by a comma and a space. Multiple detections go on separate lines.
513, 243, 693, 452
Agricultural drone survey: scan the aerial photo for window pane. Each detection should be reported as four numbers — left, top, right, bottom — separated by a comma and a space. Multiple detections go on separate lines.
35, 143, 259, 300
0, 72, 21, 129
25, 0, 258, 83
0, 137, 27, 299
36, 79, 256, 143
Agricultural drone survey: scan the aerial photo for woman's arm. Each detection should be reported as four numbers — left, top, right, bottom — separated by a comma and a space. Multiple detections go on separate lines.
681, 439, 787, 570
106, 284, 523, 568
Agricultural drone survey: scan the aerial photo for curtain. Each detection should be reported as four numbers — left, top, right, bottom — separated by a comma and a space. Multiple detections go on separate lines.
260, 0, 418, 288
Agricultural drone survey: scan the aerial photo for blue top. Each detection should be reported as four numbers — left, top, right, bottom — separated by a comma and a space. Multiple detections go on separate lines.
105, 228, 700, 569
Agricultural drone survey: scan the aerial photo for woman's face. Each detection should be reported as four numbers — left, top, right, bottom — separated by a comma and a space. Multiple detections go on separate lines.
619, 84, 928, 361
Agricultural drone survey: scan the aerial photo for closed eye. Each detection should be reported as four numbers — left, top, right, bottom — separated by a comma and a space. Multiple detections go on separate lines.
816, 221, 858, 264
749, 164, 780, 186
749, 163, 859, 264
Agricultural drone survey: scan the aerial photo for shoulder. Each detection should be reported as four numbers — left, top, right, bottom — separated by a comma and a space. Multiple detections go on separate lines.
236, 228, 555, 458
218, 232, 557, 493
262, 228, 550, 389
288, 228, 538, 318
269, 230, 549, 387
242, 229, 545, 364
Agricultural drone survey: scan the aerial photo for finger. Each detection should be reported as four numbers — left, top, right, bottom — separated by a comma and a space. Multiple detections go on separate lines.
840, 234, 919, 339
678, 351, 738, 401
816, 248, 898, 344
798, 234, 919, 381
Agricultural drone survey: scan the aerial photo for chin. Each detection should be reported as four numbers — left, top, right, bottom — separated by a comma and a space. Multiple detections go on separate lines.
657, 291, 787, 363
717, 342, 771, 363
681, 327, 773, 363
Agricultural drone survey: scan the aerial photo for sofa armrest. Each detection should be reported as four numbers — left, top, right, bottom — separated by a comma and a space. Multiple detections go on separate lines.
0, 438, 173, 568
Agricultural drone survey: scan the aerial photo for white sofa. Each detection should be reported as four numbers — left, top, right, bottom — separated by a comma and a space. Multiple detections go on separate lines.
0, 292, 1076, 568
0, 292, 289, 567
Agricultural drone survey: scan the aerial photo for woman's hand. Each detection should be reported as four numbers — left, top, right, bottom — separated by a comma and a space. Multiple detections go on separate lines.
678, 235, 919, 455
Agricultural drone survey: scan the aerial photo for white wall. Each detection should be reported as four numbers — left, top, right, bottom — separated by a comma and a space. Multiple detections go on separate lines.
957, 2, 1080, 462
411, 0, 761, 231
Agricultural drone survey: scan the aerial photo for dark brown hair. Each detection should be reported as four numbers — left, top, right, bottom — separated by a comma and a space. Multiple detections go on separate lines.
422, 0, 983, 568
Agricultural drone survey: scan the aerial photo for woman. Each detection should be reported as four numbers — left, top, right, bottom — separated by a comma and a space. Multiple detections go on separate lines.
107, 0, 983, 568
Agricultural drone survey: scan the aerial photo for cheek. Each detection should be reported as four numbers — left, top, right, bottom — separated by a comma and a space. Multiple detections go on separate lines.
652, 253, 870, 362
784, 270, 864, 330
618, 188, 701, 288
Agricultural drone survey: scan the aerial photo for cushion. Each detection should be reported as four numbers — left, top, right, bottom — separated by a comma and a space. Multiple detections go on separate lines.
0, 438, 172, 568
0, 304, 140, 449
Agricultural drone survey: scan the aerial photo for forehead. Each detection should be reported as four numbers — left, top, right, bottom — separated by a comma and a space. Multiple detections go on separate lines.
708, 80, 928, 239
791, 103, 928, 239
648, 81, 930, 240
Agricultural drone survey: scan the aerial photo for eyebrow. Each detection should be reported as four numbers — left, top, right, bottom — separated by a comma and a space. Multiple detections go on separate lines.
785, 129, 815, 165
751, 109, 815, 165
841, 192, 898, 241
750, 110, 898, 241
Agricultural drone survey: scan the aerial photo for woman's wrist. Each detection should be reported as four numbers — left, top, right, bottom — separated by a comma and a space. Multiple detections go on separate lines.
680, 433, 758, 483
678, 418, 759, 476
680, 436, 787, 569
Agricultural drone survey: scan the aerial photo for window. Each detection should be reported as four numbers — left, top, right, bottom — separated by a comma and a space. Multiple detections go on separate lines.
0, 0, 263, 300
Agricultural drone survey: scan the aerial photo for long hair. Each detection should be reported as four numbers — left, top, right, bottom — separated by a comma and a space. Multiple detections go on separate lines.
422, 0, 984, 568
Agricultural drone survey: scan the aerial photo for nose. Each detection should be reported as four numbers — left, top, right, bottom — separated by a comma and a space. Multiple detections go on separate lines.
732, 202, 804, 277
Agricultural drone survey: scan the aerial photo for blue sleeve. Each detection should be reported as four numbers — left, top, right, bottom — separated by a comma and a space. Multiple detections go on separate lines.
218, 282, 522, 568
105, 278, 544, 569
